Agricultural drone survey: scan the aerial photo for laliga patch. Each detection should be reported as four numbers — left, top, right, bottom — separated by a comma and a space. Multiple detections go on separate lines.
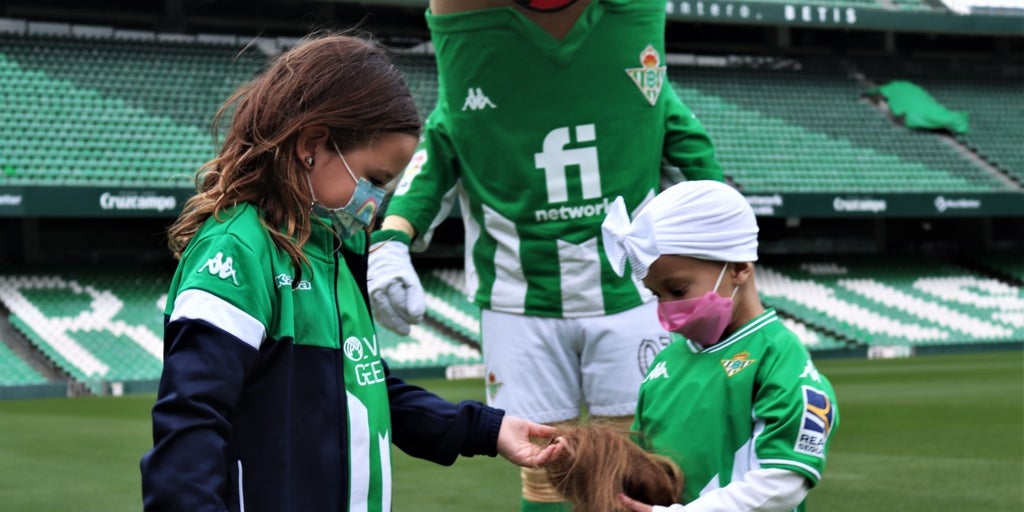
720, 351, 756, 377
795, 385, 834, 458
625, 44, 667, 106
394, 148, 427, 196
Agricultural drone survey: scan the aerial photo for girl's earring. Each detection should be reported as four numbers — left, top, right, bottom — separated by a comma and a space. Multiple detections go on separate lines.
304, 155, 315, 167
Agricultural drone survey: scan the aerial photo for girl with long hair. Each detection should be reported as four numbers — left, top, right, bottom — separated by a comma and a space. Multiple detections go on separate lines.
141, 33, 558, 512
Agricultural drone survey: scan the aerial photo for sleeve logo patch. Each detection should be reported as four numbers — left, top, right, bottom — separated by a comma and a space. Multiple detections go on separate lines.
796, 385, 834, 458
394, 148, 428, 196
198, 252, 239, 286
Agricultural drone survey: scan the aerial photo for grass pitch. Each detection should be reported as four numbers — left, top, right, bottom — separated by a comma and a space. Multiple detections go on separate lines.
0, 350, 1020, 511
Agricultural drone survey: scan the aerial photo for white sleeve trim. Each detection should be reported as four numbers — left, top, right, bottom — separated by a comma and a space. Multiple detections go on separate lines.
671, 468, 810, 512
410, 183, 459, 253
759, 458, 822, 481
170, 289, 266, 350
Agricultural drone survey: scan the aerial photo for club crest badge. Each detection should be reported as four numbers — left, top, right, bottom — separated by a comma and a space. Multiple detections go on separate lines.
486, 371, 503, 401
625, 44, 667, 106
721, 351, 756, 377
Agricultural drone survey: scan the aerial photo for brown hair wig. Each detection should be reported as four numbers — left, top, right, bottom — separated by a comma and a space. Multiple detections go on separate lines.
545, 424, 683, 512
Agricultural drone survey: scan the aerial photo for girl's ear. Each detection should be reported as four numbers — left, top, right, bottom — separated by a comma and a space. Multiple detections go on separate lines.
732, 261, 754, 286
295, 125, 330, 168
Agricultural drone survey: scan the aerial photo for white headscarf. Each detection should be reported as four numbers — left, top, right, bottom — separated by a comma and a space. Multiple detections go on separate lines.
601, 181, 758, 281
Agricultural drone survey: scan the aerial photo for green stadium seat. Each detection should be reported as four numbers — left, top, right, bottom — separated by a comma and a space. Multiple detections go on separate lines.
758, 257, 1024, 347
0, 33, 265, 188
668, 63, 1012, 193
0, 337, 48, 386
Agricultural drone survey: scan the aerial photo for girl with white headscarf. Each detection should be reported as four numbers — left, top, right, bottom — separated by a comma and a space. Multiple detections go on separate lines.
594, 181, 840, 512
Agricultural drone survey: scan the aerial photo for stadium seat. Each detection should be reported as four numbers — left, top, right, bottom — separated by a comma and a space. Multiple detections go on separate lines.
668, 63, 1013, 193
0, 33, 263, 188
0, 337, 48, 386
758, 257, 1024, 347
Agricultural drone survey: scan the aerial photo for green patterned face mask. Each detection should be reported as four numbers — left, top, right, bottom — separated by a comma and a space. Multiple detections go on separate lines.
307, 140, 387, 238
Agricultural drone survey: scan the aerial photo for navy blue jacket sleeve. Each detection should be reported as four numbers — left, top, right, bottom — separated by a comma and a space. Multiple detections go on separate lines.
384, 360, 505, 466
140, 318, 259, 512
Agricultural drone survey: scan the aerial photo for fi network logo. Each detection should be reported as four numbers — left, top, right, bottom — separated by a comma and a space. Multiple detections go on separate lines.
534, 124, 601, 203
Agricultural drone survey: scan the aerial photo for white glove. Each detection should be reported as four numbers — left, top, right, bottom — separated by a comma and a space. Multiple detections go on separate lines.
368, 240, 425, 335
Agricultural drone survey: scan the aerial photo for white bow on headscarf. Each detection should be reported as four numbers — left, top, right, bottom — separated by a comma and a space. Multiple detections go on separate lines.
601, 181, 759, 281
601, 196, 660, 281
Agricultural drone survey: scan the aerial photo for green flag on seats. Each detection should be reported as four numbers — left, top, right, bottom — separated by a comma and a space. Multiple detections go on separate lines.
867, 80, 969, 134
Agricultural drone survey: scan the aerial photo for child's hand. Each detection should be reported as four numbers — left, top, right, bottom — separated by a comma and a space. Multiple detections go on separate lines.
618, 492, 654, 512
496, 416, 563, 467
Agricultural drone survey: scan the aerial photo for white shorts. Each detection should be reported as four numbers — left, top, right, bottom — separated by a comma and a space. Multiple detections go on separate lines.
480, 301, 671, 424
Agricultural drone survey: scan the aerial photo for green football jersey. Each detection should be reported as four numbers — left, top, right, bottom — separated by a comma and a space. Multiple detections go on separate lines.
166, 204, 393, 511
633, 309, 839, 510
389, 0, 723, 318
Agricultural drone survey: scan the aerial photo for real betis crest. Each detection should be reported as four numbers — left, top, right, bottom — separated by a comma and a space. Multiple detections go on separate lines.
721, 351, 756, 378
625, 44, 666, 106
486, 372, 503, 401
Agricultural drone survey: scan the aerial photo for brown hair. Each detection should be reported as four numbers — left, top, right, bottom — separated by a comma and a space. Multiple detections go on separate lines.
545, 424, 683, 512
168, 32, 422, 273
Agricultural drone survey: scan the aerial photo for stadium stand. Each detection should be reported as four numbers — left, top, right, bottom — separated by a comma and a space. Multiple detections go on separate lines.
420, 268, 481, 343
971, 253, 1024, 282
392, 52, 441, 119
2, 30, 1018, 196
779, 316, 852, 350
669, 62, 1014, 193
0, 12, 1019, 396
2, 257, 1019, 390
0, 269, 483, 387
375, 320, 481, 368
854, 58, 1024, 183
758, 257, 1024, 347
717, 0, 936, 10
0, 335, 48, 386
0, 273, 165, 390
0, 32, 266, 188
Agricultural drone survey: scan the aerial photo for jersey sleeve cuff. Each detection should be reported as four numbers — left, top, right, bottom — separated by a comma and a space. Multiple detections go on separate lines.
370, 229, 412, 246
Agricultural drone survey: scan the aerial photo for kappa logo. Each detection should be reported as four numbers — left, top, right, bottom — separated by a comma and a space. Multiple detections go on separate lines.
795, 385, 834, 458
198, 252, 239, 286
799, 359, 822, 383
461, 87, 497, 111
274, 274, 311, 290
625, 44, 667, 106
643, 361, 670, 383
275, 273, 292, 288
721, 351, 756, 377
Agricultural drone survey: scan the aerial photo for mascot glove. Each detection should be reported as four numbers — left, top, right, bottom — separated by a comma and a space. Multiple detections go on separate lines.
368, 240, 425, 336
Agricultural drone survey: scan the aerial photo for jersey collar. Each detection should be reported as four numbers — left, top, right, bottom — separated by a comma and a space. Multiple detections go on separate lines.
427, 2, 605, 65
686, 308, 778, 354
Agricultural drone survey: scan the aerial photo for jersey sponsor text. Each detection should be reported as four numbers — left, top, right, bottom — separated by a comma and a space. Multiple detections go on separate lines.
534, 196, 612, 222
533, 124, 608, 223
534, 124, 601, 203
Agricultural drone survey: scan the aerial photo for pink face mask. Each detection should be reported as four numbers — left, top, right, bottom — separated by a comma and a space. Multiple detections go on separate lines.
657, 263, 738, 347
